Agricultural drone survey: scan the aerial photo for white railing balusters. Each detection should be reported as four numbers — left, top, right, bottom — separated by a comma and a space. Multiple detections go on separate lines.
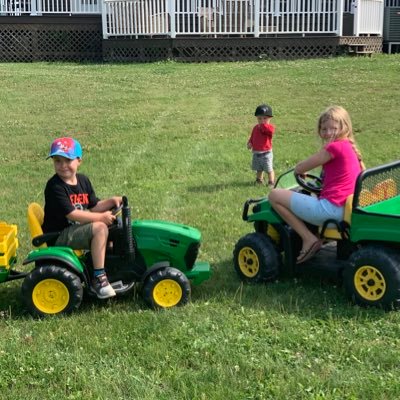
0, 0, 383, 39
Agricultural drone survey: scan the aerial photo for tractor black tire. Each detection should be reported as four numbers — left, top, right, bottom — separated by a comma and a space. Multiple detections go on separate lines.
142, 267, 191, 309
21, 265, 83, 317
344, 246, 400, 310
233, 232, 280, 284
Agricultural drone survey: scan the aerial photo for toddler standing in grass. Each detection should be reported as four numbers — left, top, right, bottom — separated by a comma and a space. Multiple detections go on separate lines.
247, 103, 276, 188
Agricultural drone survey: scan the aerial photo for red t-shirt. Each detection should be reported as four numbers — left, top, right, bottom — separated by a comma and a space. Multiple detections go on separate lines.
248, 123, 275, 152
320, 140, 362, 206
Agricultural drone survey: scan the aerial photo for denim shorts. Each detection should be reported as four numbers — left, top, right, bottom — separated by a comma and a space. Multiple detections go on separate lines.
55, 223, 93, 249
252, 151, 273, 172
290, 192, 344, 226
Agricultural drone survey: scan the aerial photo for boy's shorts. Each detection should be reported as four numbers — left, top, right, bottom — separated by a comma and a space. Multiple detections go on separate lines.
252, 151, 273, 172
55, 223, 93, 249
290, 192, 344, 226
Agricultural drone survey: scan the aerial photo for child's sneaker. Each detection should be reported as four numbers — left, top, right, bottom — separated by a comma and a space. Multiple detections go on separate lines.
92, 273, 116, 299
255, 178, 264, 185
267, 181, 275, 189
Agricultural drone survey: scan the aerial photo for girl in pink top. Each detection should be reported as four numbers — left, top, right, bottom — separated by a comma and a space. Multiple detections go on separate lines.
269, 106, 365, 264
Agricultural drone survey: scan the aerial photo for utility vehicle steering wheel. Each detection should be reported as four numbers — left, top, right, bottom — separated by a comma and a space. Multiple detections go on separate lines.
295, 173, 323, 194
111, 204, 123, 217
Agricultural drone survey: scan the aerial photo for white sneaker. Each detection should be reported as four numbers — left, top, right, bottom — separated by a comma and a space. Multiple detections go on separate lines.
92, 274, 116, 299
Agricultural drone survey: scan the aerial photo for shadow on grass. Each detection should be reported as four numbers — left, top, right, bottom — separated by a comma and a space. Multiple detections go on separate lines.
0, 258, 390, 322
191, 258, 391, 321
0, 278, 146, 321
0, 280, 28, 319
188, 180, 262, 193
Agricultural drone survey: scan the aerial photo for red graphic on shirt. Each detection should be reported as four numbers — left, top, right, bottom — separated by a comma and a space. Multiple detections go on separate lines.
70, 193, 89, 205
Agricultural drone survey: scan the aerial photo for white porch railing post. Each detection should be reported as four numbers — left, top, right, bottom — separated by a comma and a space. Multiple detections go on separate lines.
254, 0, 260, 37
102, 0, 109, 39
353, 0, 360, 35
337, 0, 343, 35
169, 0, 176, 38
30, 0, 37, 15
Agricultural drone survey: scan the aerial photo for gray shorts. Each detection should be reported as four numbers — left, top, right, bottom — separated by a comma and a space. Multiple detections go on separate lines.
290, 192, 344, 226
252, 151, 273, 172
55, 223, 93, 249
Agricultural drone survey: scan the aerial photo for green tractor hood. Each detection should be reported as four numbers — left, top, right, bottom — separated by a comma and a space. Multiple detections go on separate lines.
132, 219, 207, 277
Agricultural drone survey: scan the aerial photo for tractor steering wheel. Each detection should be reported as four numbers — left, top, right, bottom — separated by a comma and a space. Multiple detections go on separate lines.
110, 204, 123, 228
295, 173, 323, 194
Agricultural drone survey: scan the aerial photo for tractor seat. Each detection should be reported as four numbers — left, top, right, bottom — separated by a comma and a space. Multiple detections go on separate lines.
319, 195, 353, 240
27, 203, 60, 248
27, 203, 84, 256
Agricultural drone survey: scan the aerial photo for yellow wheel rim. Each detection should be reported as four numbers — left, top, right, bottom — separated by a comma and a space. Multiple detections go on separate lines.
238, 246, 259, 278
354, 265, 386, 301
32, 279, 70, 314
153, 279, 182, 308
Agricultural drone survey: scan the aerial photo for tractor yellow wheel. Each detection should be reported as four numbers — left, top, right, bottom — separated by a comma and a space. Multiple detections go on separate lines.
354, 265, 386, 301
21, 265, 83, 317
32, 278, 70, 314
153, 279, 183, 308
143, 267, 191, 309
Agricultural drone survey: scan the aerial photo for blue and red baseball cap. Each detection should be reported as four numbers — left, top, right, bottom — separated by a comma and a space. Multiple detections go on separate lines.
47, 137, 82, 160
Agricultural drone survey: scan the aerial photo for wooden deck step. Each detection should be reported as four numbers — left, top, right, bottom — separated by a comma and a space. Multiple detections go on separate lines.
347, 43, 373, 57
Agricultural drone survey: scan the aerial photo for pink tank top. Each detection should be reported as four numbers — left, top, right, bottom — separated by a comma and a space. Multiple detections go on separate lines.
320, 140, 362, 206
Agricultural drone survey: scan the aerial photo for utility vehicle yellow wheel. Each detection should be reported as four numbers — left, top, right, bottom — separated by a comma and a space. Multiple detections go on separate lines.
143, 267, 191, 309
233, 232, 279, 284
354, 266, 386, 301
345, 246, 400, 310
238, 247, 259, 278
21, 265, 83, 317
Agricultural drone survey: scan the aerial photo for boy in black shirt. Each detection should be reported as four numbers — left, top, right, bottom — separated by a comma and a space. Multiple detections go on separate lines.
43, 137, 122, 299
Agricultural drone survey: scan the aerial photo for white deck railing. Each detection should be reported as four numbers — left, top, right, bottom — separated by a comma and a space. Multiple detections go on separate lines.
103, 0, 345, 38
0, 0, 101, 15
0, 0, 384, 39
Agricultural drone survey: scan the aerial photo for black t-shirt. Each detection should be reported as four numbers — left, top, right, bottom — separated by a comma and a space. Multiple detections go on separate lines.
42, 173, 99, 233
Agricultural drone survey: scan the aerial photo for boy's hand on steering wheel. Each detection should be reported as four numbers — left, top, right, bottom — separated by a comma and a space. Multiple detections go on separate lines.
100, 210, 116, 226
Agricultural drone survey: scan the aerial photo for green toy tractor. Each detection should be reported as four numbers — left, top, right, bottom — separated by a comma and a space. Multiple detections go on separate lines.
0, 197, 211, 317
233, 160, 400, 310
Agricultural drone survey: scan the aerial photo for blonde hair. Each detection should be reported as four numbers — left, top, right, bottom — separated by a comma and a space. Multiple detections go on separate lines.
318, 105, 365, 170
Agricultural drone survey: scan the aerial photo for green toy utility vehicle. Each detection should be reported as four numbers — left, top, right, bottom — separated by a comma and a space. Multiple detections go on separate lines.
1, 197, 211, 317
233, 160, 400, 310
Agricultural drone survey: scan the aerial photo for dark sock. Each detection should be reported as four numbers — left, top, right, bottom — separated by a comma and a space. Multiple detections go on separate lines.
94, 268, 105, 278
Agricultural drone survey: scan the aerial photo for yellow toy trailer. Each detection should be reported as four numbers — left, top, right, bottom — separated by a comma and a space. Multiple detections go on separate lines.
0, 222, 25, 283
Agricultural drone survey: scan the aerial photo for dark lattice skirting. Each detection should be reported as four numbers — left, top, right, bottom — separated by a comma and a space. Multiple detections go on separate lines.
0, 17, 383, 62
0, 16, 102, 62
103, 36, 382, 62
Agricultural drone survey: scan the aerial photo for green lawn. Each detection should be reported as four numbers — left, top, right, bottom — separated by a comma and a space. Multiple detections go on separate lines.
0, 55, 399, 399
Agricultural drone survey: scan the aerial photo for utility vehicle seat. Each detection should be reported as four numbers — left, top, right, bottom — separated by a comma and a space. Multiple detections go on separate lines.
319, 195, 353, 240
